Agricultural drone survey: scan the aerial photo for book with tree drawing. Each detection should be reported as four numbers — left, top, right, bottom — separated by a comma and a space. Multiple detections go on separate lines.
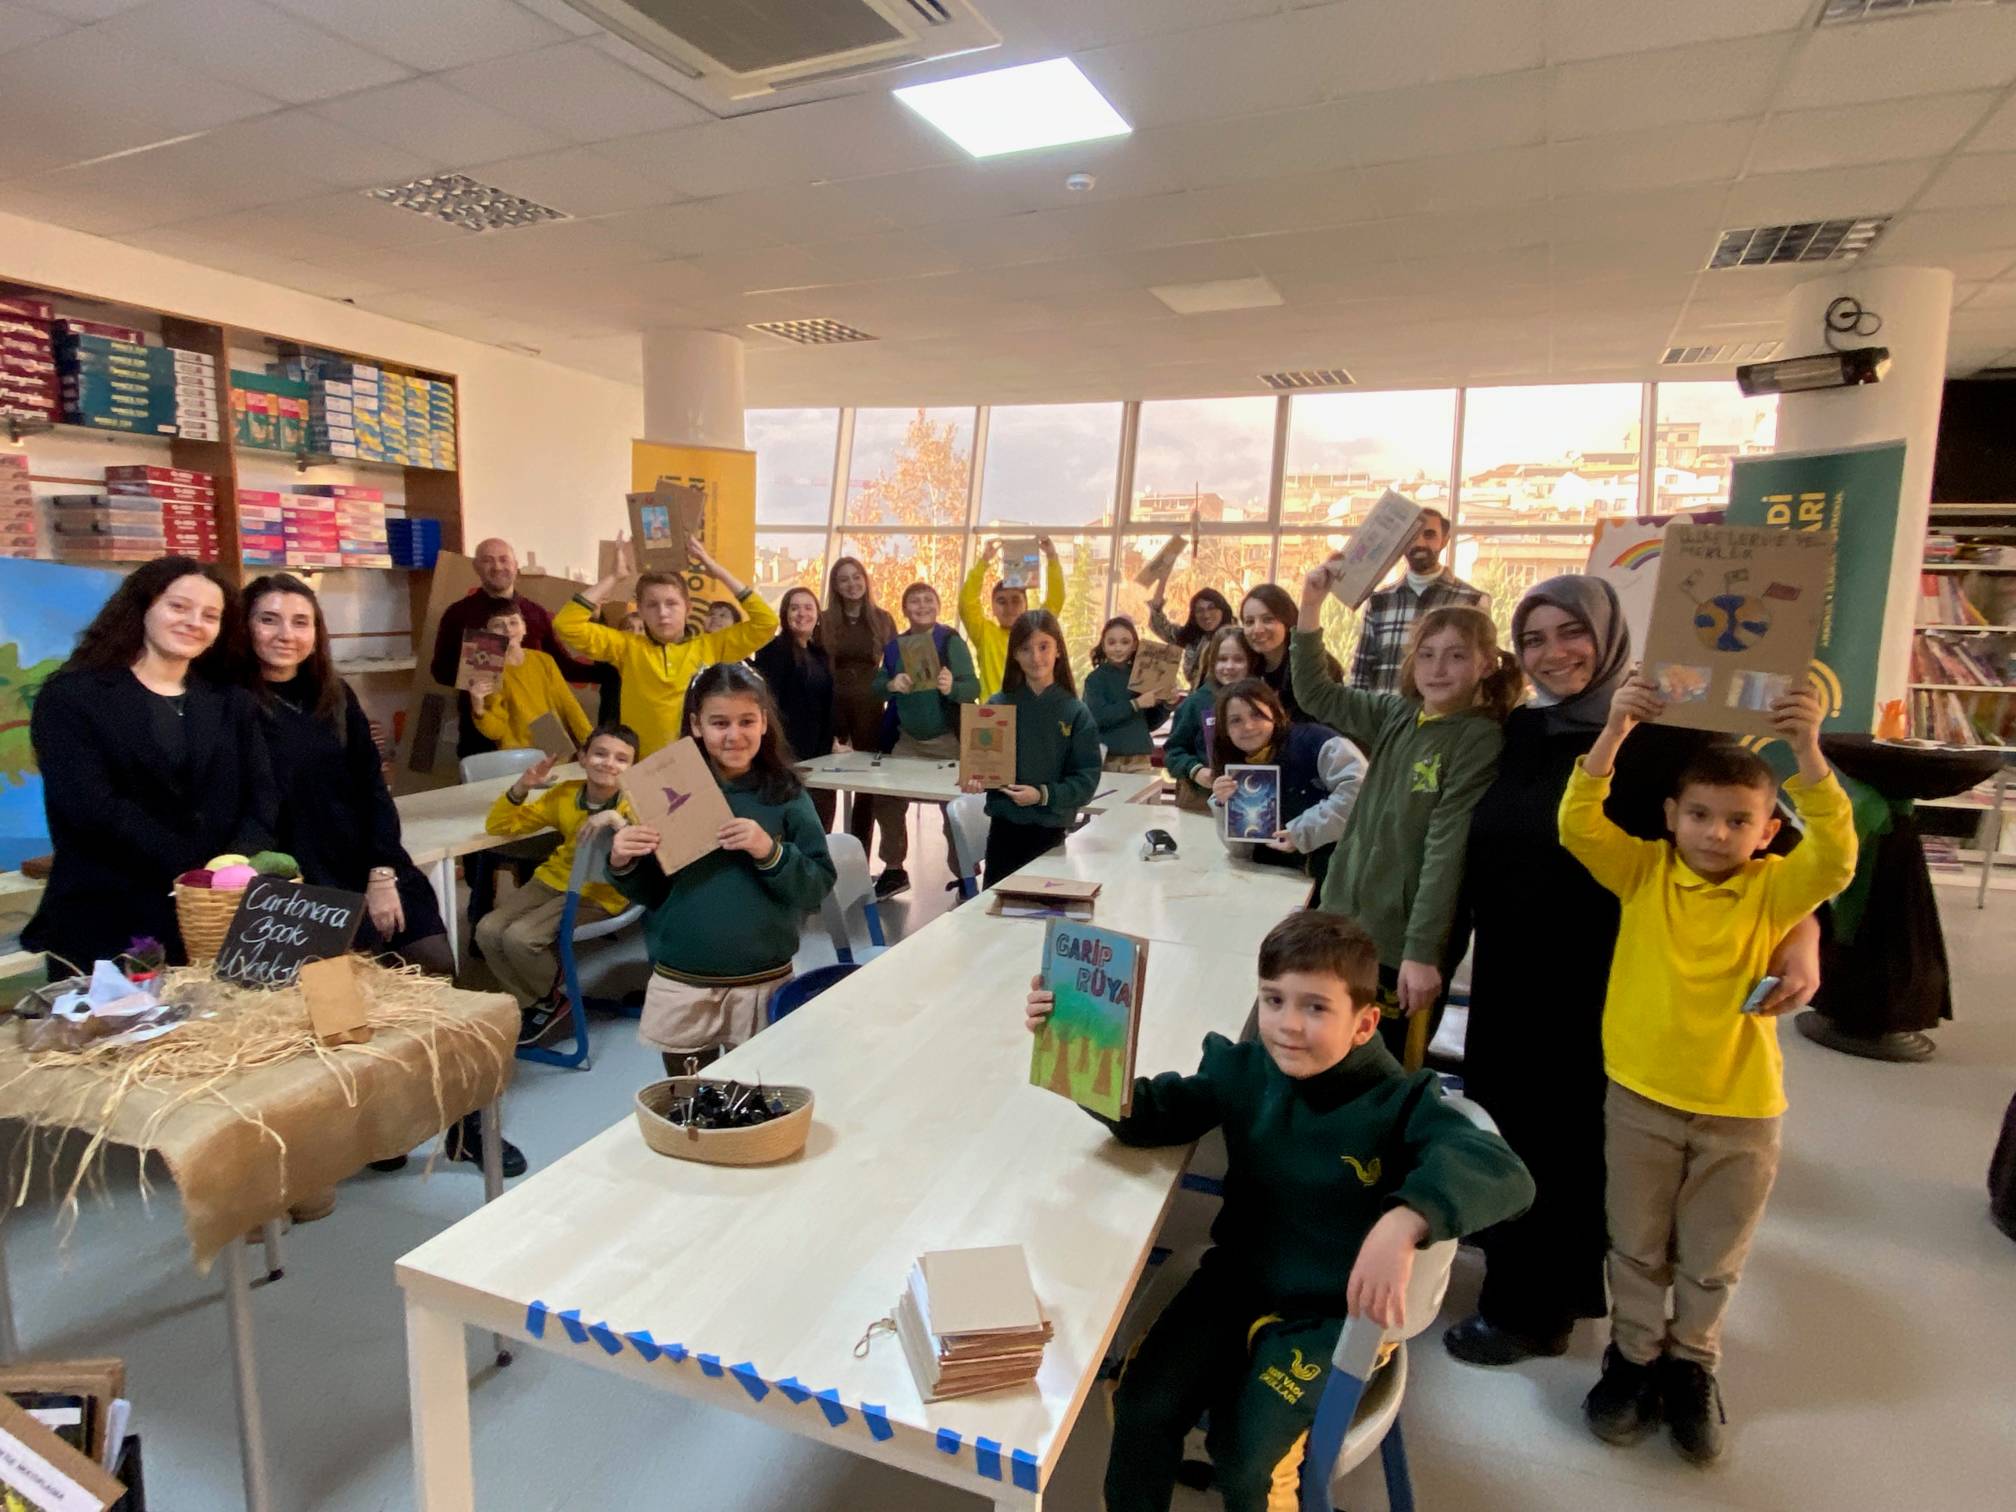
1030, 919, 1146, 1120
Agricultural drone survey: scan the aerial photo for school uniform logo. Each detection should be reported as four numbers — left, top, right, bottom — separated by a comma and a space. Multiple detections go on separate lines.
1058, 721, 1073, 737
1289, 1349, 1322, 1382
1340, 1154, 1382, 1186
1410, 753, 1443, 793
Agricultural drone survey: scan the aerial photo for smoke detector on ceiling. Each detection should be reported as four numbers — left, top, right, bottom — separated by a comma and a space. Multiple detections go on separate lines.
563, 0, 1001, 109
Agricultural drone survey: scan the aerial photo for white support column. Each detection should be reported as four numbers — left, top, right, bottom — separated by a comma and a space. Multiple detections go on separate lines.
641, 328, 746, 450
1774, 266, 1953, 713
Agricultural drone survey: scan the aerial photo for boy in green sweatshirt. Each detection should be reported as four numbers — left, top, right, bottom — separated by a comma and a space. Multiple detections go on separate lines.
1027, 911, 1533, 1511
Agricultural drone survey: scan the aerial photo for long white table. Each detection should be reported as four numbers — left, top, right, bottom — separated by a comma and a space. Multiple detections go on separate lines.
798, 753, 1164, 810
395, 801, 1311, 1510
396, 767, 582, 966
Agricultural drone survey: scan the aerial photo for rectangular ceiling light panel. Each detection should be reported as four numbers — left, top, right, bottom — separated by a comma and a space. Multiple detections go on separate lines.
366, 174, 569, 233
1260, 368, 1355, 390
894, 57, 1131, 158
1149, 277, 1284, 315
1707, 216, 1890, 269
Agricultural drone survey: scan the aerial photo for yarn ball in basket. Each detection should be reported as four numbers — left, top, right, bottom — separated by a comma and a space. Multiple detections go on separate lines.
248, 850, 298, 878
175, 868, 216, 889
210, 864, 258, 889
204, 853, 249, 870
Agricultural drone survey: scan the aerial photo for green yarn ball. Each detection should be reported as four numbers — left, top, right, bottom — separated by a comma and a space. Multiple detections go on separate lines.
248, 850, 298, 878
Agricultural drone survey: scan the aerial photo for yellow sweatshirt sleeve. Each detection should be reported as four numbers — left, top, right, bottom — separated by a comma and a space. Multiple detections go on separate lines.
698, 587, 779, 663
1041, 549, 1065, 616
1766, 771, 1859, 927
959, 555, 989, 639
470, 686, 512, 744
485, 783, 562, 839
1558, 759, 1660, 899
554, 596, 628, 665
539, 653, 592, 744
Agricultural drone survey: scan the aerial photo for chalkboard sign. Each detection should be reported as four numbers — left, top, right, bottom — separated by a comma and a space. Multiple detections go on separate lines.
214, 877, 366, 989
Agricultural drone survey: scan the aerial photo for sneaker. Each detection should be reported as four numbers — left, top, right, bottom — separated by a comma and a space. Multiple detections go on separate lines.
446, 1112, 528, 1178
368, 1155, 409, 1172
517, 992, 575, 1049
1442, 1312, 1571, 1367
1584, 1345, 1662, 1446
1659, 1357, 1726, 1465
872, 868, 911, 900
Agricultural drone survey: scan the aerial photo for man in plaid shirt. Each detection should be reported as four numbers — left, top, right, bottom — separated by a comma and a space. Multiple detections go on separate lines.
1348, 508, 1488, 693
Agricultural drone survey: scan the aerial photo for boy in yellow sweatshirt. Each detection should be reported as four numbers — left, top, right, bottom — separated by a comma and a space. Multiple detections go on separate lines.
959, 535, 1063, 698
1560, 674, 1855, 1466
474, 725, 638, 1045
469, 607, 592, 752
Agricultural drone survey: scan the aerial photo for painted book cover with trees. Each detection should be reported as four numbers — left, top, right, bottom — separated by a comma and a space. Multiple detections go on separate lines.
1031, 920, 1147, 1120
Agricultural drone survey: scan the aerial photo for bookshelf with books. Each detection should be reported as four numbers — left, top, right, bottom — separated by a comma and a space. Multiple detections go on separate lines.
1912, 505, 2015, 748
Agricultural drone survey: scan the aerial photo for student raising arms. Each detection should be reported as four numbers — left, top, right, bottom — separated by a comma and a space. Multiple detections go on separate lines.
1163, 625, 1263, 813
468, 605, 592, 753
1206, 677, 1364, 889
960, 536, 1064, 699
1145, 586, 1233, 689
1083, 615, 1175, 774
610, 663, 836, 1074
960, 610, 1101, 886
1295, 569, 1522, 1062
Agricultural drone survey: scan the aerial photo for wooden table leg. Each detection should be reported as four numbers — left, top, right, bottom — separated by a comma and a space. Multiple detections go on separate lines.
222, 1238, 274, 1512
406, 1295, 476, 1512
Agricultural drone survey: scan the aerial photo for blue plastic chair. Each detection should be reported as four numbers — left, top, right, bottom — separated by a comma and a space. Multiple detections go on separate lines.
767, 962, 858, 1024
517, 825, 645, 1071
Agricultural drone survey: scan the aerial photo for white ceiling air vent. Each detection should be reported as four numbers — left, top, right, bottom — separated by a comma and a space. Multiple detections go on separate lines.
1707, 217, 1889, 269
366, 174, 568, 232
748, 318, 878, 345
563, 0, 1001, 107
1260, 369, 1355, 391
1820, 0, 2013, 25
1662, 341, 1782, 366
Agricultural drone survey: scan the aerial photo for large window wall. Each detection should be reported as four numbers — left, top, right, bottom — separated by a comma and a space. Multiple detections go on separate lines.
749, 384, 1776, 663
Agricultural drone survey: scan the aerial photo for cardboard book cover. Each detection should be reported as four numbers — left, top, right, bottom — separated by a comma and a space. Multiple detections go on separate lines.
0, 1395, 125, 1511
1324, 489, 1427, 609
1128, 641, 1182, 704
999, 539, 1042, 590
1133, 533, 1186, 587
619, 736, 733, 878
627, 480, 704, 575
897, 632, 941, 689
1641, 523, 1836, 738
454, 630, 507, 692
1222, 764, 1282, 842
1031, 919, 1146, 1120
528, 710, 577, 761
960, 703, 1017, 789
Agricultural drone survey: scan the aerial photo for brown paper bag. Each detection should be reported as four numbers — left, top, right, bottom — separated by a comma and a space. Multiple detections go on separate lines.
299, 955, 372, 1047
960, 704, 1017, 789
620, 737, 733, 877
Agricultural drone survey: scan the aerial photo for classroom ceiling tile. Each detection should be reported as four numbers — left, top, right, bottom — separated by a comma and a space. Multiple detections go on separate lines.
1778, 7, 2016, 109
198, 111, 446, 191
262, 0, 570, 72
1542, 0, 1812, 64
1872, 208, 2016, 261
1076, 12, 1336, 129
1749, 93, 1999, 175
22, 0, 147, 17
1360, 145, 1550, 218
1720, 160, 1939, 227
1548, 120, 1755, 197
1548, 35, 1793, 139
311, 78, 568, 165
1966, 92, 2016, 152
1292, 0, 1544, 95
1918, 154, 2016, 212
90, 0, 412, 105
437, 40, 709, 145
705, 182, 898, 245
1181, 168, 1381, 239
461, 146, 688, 219
0, 3, 69, 55
1140, 106, 1364, 191
596, 199, 785, 260
1337, 70, 1550, 165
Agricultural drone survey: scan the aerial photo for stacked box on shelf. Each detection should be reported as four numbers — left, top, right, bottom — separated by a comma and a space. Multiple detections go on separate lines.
239, 488, 286, 565
47, 493, 166, 562
387, 516, 440, 568
281, 488, 340, 568
230, 371, 307, 452
57, 332, 217, 437
0, 453, 35, 558
0, 296, 58, 422
295, 483, 391, 566
105, 464, 218, 560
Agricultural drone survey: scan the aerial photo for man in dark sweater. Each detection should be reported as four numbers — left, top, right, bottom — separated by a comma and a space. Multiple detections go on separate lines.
429, 536, 601, 758
1028, 911, 1533, 1512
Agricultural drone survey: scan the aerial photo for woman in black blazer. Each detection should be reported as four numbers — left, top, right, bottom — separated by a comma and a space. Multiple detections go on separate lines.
23, 556, 276, 974
750, 585, 839, 828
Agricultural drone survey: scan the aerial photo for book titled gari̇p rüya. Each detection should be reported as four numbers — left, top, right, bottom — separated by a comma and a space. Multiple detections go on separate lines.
1031, 918, 1145, 1121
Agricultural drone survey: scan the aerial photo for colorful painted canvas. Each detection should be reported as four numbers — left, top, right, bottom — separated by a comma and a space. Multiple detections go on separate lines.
1222, 764, 1281, 842
0, 558, 123, 871
1031, 920, 1147, 1120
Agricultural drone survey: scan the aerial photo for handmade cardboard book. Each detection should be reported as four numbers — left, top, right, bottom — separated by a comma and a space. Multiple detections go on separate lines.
453, 629, 507, 692
897, 631, 941, 688
895, 1246, 1052, 1402
999, 539, 1041, 590
1133, 533, 1186, 587
1128, 641, 1182, 704
0, 1388, 128, 1510
995, 876, 1101, 905
1031, 919, 1146, 1120
1324, 488, 1427, 608
620, 736, 732, 877
528, 710, 576, 761
627, 480, 705, 575
1641, 523, 1837, 738
960, 703, 1017, 789
1222, 764, 1282, 842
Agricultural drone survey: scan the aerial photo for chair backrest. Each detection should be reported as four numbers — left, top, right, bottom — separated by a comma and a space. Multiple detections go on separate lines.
944, 793, 989, 882
567, 822, 615, 892
460, 748, 546, 784
819, 833, 877, 960
769, 962, 858, 1023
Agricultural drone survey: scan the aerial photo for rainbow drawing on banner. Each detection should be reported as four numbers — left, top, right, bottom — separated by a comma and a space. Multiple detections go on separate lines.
1610, 538, 1662, 571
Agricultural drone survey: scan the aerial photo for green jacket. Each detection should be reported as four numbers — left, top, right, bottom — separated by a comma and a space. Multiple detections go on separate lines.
610, 773, 835, 983
870, 627, 980, 742
1290, 629, 1503, 968
983, 682, 1101, 829
1163, 683, 1214, 788
1082, 660, 1173, 757
1104, 1033, 1533, 1312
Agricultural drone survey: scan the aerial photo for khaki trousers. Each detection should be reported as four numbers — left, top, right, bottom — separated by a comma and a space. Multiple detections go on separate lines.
1604, 1080, 1781, 1369
1104, 752, 1155, 773
470, 878, 613, 1007
638, 972, 783, 1056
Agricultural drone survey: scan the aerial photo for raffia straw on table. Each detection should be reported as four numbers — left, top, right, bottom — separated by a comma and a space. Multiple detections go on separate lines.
0, 958, 509, 1247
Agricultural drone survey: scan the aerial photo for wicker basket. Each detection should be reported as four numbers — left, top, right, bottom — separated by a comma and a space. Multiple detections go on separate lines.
634, 1077, 814, 1166
174, 883, 245, 967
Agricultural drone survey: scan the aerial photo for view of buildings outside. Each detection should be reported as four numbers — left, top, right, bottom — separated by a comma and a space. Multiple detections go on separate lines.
747, 385, 1779, 662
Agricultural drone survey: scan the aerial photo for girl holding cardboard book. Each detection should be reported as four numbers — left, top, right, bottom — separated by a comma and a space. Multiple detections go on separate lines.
1083, 615, 1176, 773
1205, 676, 1363, 889
870, 581, 981, 897
610, 664, 836, 1073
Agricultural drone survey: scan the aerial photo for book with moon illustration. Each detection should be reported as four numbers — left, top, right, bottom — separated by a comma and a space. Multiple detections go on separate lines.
1641, 523, 1835, 738
1222, 764, 1282, 842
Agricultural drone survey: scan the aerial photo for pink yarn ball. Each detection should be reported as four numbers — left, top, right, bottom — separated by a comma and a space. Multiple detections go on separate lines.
210, 864, 258, 889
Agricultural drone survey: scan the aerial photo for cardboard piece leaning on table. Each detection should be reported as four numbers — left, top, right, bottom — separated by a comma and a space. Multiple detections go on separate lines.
1640, 522, 1836, 739
960, 703, 1017, 789
1323, 488, 1428, 609
1133, 532, 1186, 588
619, 736, 732, 877
300, 955, 372, 1047
528, 710, 577, 762
1129, 641, 1182, 704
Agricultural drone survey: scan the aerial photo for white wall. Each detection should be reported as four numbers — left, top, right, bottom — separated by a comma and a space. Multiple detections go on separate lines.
0, 211, 643, 578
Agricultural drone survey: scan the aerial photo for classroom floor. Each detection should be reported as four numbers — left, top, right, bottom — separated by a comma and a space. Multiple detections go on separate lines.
7, 814, 2013, 1512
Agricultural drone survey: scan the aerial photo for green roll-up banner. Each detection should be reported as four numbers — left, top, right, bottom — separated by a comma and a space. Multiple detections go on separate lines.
1726, 440, 1908, 733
